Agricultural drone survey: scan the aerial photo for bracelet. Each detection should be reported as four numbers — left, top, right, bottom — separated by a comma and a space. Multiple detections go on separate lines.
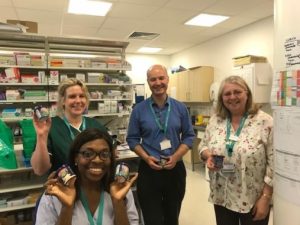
262, 193, 272, 199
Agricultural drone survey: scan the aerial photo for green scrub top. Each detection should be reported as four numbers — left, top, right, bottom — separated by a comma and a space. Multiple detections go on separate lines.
47, 116, 107, 172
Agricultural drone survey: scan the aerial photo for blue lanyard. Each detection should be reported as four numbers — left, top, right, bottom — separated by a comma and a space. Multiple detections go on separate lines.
63, 116, 86, 140
149, 98, 171, 135
80, 189, 104, 225
226, 113, 248, 157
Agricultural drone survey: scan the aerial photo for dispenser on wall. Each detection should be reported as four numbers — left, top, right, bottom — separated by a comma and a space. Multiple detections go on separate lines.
209, 82, 220, 108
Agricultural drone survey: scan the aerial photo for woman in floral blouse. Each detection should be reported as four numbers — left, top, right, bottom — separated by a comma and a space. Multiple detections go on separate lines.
198, 76, 273, 225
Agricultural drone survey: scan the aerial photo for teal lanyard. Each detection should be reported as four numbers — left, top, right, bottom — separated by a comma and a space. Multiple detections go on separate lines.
149, 98, 171, 135
63, 116, 86, 140
226, 113, 248, 157
80, 189, 104, 225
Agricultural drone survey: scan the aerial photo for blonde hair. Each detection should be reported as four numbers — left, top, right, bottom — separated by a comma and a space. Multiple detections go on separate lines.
216, 75, 260, 119
56, 78, 90, 116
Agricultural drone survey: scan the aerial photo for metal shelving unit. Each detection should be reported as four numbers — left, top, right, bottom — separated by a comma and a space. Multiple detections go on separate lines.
0, 33, 133, 220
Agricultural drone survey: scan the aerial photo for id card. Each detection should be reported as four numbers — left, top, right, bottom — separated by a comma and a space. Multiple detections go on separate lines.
160, 139, 171, 151
229, 135, 239, 142
221, 162, 235, 173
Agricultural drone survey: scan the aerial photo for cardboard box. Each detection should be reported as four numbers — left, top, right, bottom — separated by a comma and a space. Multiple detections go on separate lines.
233, 55, 267, 66
7, 20, 38, 33
21, 75, 40, 83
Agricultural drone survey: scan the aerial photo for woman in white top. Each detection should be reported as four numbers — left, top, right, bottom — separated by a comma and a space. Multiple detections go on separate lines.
199, 76, 273, 225
36, 128, 139, 225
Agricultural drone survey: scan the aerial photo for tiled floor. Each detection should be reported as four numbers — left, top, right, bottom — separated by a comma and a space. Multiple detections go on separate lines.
179, 164, 273, 225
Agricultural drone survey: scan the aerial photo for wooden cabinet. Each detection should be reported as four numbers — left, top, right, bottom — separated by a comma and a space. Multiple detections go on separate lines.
168, 66, 214, 102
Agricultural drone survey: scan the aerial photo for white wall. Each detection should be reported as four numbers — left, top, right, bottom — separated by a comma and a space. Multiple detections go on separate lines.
171, 16, 274, 83
126, 54, 170, 97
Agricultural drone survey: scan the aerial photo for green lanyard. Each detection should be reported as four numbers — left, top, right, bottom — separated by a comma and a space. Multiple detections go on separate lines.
63, 116, 86, 140
226, 113, 248, 157
149, 98, 171, 135
80, 189, 104, 225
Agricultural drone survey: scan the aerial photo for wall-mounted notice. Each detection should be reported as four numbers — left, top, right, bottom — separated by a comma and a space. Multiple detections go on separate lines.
274, 107, 300, 205
270, 70, 300, 107
284, 36, 300, 68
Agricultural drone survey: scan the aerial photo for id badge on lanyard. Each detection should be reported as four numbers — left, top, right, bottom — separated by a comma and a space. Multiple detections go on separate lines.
160, 138, 171, 151
149, 99, 172, 151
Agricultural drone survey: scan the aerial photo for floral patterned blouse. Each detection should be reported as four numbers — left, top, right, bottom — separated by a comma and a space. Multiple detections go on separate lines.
198, 110, 273, 213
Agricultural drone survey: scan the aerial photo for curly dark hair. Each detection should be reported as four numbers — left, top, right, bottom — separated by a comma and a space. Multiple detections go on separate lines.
68, 128, 115, 199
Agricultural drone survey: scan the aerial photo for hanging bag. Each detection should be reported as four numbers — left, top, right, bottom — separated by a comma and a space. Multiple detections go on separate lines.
0, 120, 17, 169
19, 119, 36, 160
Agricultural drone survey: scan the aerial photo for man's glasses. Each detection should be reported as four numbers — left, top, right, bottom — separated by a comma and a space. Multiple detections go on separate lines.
78, 150, 111, 161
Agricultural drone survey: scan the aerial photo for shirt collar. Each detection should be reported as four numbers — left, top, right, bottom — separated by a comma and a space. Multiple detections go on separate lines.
150, 95, 170, 107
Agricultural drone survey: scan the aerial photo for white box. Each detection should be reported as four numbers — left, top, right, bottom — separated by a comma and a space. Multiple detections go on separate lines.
49, 71, 59, 84
98, 103, 105, 114
110, 101, 118, 113
38, 71, 46, 83
60, 74, 68, 82
5, 90, 20, 100
104, 100, 111, 113
87, 73, 100, 83
76, 73, 86, 82
15, 53, 31, 66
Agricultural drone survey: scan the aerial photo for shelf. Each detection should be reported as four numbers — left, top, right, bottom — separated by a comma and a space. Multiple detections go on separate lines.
48, 66, 129, 71
0, 99, 49, 103
0, 184, 43, 194
90, 98, 132, 102
0, 65, 47, 69
46, 83, 132, 87
0, 203, 36, 213
0, 83, 48, 86
0, 167, 33, 175
86, 112, 130, 117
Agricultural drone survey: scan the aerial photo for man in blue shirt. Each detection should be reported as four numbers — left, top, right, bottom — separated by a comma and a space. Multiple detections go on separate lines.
126, 64, 195, 225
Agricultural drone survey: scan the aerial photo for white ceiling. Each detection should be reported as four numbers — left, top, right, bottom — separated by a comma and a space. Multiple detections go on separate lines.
0, 0, 274, 55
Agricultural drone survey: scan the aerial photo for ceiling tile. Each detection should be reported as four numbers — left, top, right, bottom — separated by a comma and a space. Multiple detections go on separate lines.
38, 23, 62, 36
205, 0, 269, 16
0, 0, 13, 7
0, 7, 18, 21
62, 25, 99, 37
63, 14, 105, 27
239, 1, 274, 19
109, 2, 159, 19
16, 8, 62, 24
97, 28, 132, 41
12, 0, 67, 11
116, 0, 169, 6
147, 8, 198, 24
165, 0, 217, 11
101, 17, 142, 32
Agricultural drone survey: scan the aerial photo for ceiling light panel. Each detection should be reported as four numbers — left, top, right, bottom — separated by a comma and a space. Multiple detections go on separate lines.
68, 0, 112, 16
185, 13, 229, 27
138, 47, 162, 53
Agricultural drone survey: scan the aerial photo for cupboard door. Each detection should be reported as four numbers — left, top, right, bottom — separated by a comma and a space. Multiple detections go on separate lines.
177, 70, 189, 101
232, 63, 272, 103
188, 67, 214, 102
167, 73, 178, 99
